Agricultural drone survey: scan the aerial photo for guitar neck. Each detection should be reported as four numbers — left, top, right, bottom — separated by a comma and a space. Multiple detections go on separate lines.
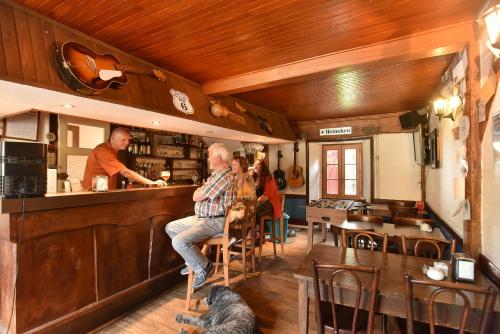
115, 64, 153, 76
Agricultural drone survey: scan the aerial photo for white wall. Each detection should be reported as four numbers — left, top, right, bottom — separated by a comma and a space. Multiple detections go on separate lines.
374, 133, 421, 201
426, 114, 466, 238
481, 84, 500, 267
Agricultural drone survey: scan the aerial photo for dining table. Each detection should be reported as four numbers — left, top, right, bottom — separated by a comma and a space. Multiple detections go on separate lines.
307, 218, 444, 253
294, 245, 500, 334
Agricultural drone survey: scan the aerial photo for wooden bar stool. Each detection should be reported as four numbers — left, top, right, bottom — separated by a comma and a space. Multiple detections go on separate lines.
185, 212, 231, 311
258, 194, 286, 262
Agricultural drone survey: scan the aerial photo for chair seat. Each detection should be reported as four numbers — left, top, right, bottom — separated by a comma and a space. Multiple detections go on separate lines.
321, 301, 369, 333
396, 317, 467, 334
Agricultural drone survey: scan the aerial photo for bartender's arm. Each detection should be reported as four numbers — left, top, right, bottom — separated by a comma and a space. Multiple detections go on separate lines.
120, 167, 166, 186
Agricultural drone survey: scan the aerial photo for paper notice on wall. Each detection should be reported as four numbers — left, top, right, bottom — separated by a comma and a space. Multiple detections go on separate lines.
452, 199, 467, 217
463, 200, 471, 220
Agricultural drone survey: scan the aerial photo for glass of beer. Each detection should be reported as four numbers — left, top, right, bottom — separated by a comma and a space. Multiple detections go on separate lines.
160, 170, 171, 184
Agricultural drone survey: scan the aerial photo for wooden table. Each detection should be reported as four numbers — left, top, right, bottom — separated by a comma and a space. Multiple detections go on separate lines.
307, 218, 444, 253
294, 245, 500, 334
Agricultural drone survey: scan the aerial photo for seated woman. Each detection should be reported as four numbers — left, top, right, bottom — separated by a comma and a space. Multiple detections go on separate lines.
231, 156, 256, 200
253, 159, 283, 228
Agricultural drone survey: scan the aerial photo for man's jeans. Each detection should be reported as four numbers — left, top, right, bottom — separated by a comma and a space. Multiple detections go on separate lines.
165, 215, 225, 273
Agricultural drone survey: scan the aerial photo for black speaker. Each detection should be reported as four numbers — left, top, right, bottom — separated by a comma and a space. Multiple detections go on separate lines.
399, 111, 427, 129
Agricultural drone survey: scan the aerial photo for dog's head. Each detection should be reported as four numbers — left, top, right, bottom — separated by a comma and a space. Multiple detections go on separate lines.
206, 285, 232, 306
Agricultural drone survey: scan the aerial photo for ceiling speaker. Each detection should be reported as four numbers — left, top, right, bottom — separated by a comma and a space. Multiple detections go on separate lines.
399, 111, 428, 129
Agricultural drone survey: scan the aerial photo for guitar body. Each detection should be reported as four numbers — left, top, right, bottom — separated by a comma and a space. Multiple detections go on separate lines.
56, 41, 128, 95
273, 150, 287, 190
287, 165, 304, 188
287, 143, 305, 188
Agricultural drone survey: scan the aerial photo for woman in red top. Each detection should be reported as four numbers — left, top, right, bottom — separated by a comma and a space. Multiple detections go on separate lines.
253, 159, 282, 220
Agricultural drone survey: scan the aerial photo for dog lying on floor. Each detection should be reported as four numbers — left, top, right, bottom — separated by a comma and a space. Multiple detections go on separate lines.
176, 285, 257, 334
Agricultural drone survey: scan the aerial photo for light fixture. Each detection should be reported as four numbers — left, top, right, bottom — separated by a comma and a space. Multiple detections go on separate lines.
61, 104, 74, 108
483, 2, 500, 53
432, 84, 463, 122
151, 121, 160, 125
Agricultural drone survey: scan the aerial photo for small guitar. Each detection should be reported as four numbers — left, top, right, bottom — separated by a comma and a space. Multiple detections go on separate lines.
55, 41, 167, 96
209, 100, 246, 125
233, 101, 273, 135
273, 150, 287, 190
287, 143, 304, 188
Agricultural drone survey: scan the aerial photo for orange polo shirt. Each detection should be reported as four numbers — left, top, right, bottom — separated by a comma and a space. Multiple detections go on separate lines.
82, 142, 125, 190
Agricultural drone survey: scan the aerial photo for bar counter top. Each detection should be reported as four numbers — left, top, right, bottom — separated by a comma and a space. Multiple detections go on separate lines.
0, 185, 196, 214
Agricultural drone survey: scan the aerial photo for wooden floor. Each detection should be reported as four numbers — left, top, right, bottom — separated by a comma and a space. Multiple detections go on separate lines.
95, 228, 400, 334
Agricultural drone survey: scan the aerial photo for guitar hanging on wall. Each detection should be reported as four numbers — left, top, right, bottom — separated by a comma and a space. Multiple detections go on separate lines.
233, 101, 273, 135
287, 142, 304, 188
55, 41, 167, 96
273, 150, 287, 190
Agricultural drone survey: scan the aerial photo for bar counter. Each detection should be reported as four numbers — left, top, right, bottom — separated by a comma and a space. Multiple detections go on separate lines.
0, 186, 196, 334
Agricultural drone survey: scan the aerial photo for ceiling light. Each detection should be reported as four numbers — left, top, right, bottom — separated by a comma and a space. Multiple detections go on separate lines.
151, 121, 160, 125
61, 104, 74, 108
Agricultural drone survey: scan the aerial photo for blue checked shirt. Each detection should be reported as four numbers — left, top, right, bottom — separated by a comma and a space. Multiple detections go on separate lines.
194, 167, 235, 218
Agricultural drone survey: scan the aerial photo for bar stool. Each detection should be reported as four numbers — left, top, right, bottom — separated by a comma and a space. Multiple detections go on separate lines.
258, 194, 286, 262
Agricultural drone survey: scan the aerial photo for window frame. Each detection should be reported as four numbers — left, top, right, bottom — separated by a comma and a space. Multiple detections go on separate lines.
321, 143, 363, 199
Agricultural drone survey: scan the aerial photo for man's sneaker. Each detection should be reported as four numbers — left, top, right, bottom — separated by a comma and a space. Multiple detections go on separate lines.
180, 266, 189, 276
192, 261, 212, 289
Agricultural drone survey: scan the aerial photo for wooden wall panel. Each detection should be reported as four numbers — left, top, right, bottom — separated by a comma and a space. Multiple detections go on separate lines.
150, 215, 184, 278
95, 221, 150, 299
0, 9, 7, 76
0, 2, 22, 79
0, 1, 295, 141
0, 239, 16, 330
16, 229, 96, 333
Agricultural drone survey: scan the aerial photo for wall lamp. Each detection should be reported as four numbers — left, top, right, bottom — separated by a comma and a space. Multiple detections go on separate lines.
483, 2, 500, 56
432, 88, 462, 122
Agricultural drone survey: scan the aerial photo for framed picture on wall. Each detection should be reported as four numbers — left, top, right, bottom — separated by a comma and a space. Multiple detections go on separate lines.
429, 129, 440, 168
3, 110, 39, 141
493, 112, 500, 164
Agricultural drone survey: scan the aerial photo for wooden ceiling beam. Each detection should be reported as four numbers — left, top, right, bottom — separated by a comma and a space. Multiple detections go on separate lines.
202, 21, 472, 95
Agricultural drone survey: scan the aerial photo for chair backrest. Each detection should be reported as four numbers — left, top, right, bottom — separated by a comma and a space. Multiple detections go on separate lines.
388, 200, 416, 207
312, 260, 380, 334
347, 213, 384, 224
341, 229, 389, 253
389, 205, 418, 219
401, 235, 456, 260
403, 273, 497, 334
394, 217, 435, 227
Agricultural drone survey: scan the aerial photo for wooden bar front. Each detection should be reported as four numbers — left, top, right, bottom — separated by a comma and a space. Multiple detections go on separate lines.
0, 186, 196, 334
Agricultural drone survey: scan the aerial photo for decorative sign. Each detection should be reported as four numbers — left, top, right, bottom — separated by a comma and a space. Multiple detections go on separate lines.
320, 127, 352, 136
4, 110, 39, 141
459, 116, 470, 141
170, 89, 194, 114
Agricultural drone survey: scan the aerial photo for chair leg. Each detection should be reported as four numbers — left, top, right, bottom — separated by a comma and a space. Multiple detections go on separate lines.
242, 236, 247, 280
258, 220, 265, 263
214, 244, 221, 275
279, 217, 285, 259
271, 218, 277, 255
251, 227, 256, 272
223, 241, 230, 287
185, 268, 194, 310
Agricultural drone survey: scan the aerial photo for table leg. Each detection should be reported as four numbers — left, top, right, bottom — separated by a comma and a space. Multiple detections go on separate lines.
298, 280, 309, 334
307, 220, 314, 253
321, 223, 327, 242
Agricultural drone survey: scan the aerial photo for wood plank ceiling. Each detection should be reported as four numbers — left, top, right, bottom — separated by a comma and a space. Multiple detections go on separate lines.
14, 0, 483, 122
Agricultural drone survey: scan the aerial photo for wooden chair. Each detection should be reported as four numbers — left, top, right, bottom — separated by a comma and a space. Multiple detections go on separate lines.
394, 217, 436, 227
185, 210, 232, 310
341, 229, 389, 253
312, 259, 381, 334
401, 236, 456, 260
258, 194, 286, 261
403, 273, 497, 334
216, 199, 258, 280
389, 205, 418, 219
388, 200, 416, 207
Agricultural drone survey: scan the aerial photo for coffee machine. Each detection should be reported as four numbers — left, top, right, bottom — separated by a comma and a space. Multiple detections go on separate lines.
0, 141, 47, 198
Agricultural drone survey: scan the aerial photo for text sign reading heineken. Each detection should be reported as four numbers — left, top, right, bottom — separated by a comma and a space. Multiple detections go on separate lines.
320, 127, 352, 136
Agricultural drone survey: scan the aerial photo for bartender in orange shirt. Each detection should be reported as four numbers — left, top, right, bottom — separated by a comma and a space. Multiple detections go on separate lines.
82, 127, 166, 190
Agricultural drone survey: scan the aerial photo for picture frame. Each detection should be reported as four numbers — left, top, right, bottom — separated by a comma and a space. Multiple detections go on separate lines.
429, 128, 440, 168
493, 112, 500, 164
3, 110, 40, 141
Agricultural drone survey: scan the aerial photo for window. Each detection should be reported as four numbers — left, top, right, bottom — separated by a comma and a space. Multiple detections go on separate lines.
322, 144, 362, 198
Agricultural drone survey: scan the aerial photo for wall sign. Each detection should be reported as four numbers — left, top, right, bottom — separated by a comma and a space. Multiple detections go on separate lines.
170, 89, 194, 114
320, 127, 352, 136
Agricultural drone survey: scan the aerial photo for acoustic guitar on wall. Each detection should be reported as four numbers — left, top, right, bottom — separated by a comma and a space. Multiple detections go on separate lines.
55, 41, 167, 96
287, 142, 304, 188
273, 150, 287, 190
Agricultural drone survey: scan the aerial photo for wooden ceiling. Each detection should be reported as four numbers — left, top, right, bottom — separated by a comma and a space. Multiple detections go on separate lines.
14, 0, 483, 122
